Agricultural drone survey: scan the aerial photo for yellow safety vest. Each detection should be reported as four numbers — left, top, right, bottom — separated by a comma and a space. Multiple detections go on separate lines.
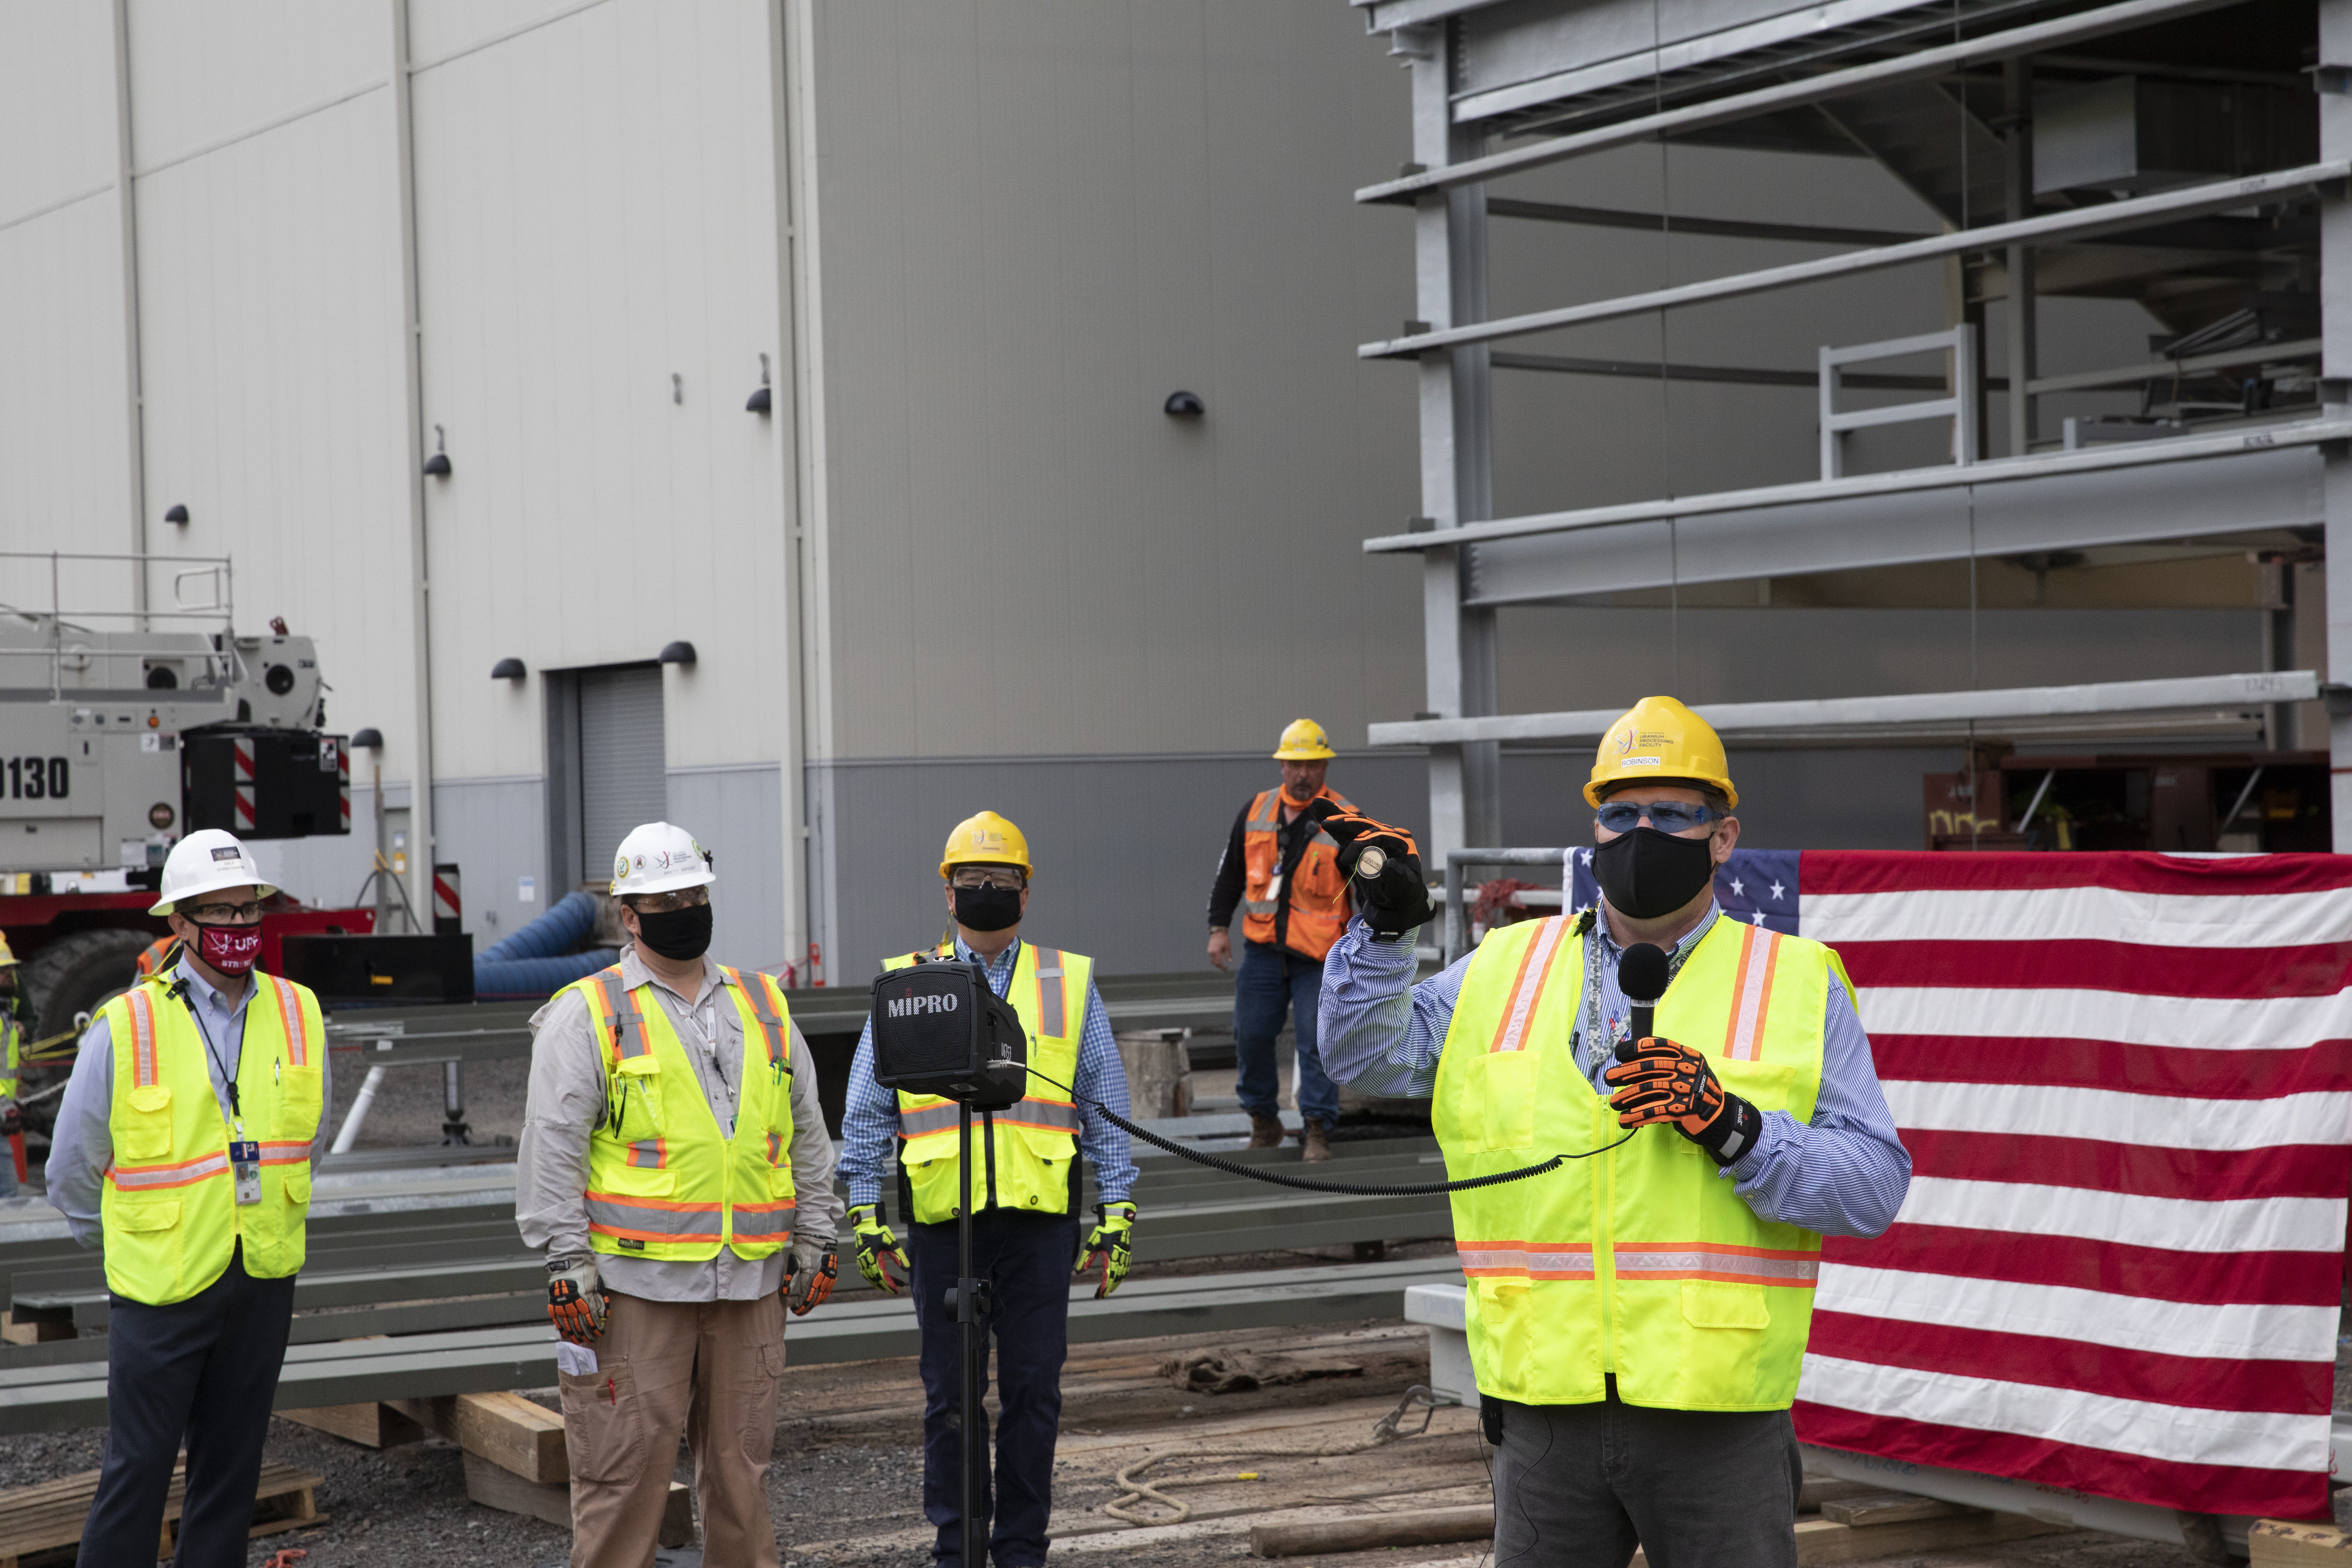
0, 1007, 18, 1102
882, 941, 1090, 1225
1434, 914, 1842, 1412
565, 964, 798, 1262
98, 973, 325, 1305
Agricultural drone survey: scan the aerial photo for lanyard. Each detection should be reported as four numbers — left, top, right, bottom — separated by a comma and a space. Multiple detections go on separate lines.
1577, 910, 1714, 1079
176, 981, 248, 1136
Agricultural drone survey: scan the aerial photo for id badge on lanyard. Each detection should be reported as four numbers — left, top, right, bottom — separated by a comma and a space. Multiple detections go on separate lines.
230, 1140, 262, 1205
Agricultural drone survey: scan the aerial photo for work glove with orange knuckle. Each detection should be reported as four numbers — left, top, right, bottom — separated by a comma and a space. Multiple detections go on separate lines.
849, 1203, 909, 1296
1076, 1202, 1135, 1298
546, 1254, 609, 1344
1306, 802, 1436, 941
1603, 1037, 1763, 1165
785, 1239, 838, 1316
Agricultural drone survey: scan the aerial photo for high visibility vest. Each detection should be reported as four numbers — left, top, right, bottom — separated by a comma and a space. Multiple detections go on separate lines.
564, 965, 799, 1262
97, 973, 326, 1305
882, 941, 1090, 1225
0, 1006, 18, 1102
1239, 786, 1357, 960
1434, 914, 1842, 1412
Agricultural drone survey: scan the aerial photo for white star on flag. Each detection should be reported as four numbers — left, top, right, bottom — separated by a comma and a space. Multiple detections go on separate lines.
1730, 878, 1745, 897
1770, 880, 1786, 900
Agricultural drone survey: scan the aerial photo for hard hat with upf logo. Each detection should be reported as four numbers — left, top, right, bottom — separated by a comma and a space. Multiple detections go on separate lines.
1583, 696, 1738, 808
148, 829, 277, 916
939, 811, 1032, 880
609, 821, 716, 898
1272, 719, 1337, 762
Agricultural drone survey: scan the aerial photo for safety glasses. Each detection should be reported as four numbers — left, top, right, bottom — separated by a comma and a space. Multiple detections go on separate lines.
1595, 801, 1720, 835
949, 867, 1027, 891
630, 887, 710, 914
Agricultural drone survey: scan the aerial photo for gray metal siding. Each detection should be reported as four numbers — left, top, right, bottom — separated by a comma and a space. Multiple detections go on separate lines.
578, 665, 667, 876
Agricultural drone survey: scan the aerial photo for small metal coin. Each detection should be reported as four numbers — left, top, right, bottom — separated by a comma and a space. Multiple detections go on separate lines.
1356, 846, 1388, 879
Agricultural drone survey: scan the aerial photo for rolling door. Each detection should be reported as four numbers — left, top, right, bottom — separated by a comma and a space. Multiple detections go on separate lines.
578, 665, 667, 874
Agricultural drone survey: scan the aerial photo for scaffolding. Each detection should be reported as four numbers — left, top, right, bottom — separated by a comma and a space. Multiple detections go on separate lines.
1349, 0, 2346, 860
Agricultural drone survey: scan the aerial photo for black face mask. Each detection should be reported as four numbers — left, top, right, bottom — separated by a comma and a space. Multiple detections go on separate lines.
953, 884, 1024, 933
1592, 826, 1717, 921
635, 902, 713, 961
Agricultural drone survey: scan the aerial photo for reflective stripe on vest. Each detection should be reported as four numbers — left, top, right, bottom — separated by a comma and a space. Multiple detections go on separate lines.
896, 1097, 1082, 1139
565, 964, 798, 1263
98, 974, 325, 1306
1433, 915, 1834, 1412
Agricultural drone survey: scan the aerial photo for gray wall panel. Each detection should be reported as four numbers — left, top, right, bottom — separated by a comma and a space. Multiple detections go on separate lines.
427, 775, 549, 948
667, 763, 787, 973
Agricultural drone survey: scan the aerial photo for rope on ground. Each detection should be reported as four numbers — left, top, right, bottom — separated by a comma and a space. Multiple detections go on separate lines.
1101, 1385, 1452, 1527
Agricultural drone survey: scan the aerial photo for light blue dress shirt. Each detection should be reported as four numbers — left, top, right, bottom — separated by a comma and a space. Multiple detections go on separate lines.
1318, 906, 1910, 1239
838, 936, 1138, 1215
48, 959, 335, 1250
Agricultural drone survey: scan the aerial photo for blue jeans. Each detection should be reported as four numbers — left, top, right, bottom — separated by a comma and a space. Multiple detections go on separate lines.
1234, 939, 1341, 1125
909, 1210, 1079, 1567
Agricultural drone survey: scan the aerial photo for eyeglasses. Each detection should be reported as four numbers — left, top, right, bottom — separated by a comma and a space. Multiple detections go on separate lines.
183, 901, 264, 924
1595, 801, 1720, 835
630, 887, 710, 914
949, 867, 1027, 891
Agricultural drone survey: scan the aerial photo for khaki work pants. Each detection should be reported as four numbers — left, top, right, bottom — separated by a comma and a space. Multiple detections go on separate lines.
560, 1289, 787, 1568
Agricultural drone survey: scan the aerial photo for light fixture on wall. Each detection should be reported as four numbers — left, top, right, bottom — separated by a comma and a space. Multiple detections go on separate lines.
491, 658, 526, 681
163, 503, 190, 525
424, 424, 452, 478
350, 727, 384, 749
1163, 390, 1205, 418
746, 353, 773, 414
659, 641, 697, 667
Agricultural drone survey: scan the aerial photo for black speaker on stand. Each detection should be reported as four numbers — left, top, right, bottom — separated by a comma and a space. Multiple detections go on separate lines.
868, 958, 1029, 1568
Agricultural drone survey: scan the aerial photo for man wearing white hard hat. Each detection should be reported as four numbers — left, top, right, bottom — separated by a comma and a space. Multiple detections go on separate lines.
517, 821, 842, 1568
48, 828, 331, 1568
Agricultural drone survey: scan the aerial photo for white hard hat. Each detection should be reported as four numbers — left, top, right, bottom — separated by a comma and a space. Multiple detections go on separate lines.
609, 822, 715, 899
149, 829, 276, 917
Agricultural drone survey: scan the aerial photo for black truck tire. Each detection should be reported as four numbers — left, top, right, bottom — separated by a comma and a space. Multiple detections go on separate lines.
18, 929, 153, 1134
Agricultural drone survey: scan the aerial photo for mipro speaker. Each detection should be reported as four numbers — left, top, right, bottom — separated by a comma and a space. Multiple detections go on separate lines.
869, 959, 1028, 1110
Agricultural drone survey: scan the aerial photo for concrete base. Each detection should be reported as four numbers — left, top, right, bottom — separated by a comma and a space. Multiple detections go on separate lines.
1404, 1281, 1478, 1408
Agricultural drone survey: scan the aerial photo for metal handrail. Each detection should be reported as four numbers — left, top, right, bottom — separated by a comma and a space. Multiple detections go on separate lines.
0, 549, 238, 697
1441, 847, 1568, 966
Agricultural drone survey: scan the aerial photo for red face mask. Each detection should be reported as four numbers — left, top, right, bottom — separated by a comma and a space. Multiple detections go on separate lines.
193, 922, 262, 976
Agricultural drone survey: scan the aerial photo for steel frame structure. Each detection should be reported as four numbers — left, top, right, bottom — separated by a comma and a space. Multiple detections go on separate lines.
1356, 0, 2352, 858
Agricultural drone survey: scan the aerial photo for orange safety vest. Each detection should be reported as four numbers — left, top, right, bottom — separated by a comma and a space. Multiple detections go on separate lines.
1239, 785, 1357, 961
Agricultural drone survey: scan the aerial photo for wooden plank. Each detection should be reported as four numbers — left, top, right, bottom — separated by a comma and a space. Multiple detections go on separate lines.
1795, 1477, 1878, 1512
0, 1314, 72, 1347
461, 1452, 693, 1548
1816, 1491, 1974, 1527
278, 1402, 427, 1449
387, 1391, 568, 1483
2251, 1519, 2352, 1563
0, 1461, 323, 1558
1792, 1510, 2065, 1565
1251, 1505, 1494, 1557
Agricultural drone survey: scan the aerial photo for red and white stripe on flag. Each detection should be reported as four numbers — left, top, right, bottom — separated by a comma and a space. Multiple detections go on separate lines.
1792, 851, 2352, 1520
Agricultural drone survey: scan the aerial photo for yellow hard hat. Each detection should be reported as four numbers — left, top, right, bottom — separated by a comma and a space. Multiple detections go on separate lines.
0, 933, 15, 968
1272, 718, 1337, 762
939, 810, 1032, 879
1584, 696, 1738, 809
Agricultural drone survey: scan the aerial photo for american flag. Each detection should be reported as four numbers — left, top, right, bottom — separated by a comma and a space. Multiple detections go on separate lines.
1567, 848, 2352, 1519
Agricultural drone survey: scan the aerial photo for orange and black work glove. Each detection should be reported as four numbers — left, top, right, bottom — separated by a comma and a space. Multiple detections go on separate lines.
1076, 1201, 1135, 1298
849, 1203, 909, 1296
1306, 801, 1437, 941
546, 1254, 609, 1344
785, 1239, 838, 1316
1603, 1037, 1763, 1166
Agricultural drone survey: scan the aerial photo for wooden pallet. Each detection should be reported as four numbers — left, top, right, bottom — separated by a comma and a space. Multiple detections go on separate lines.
461, 1452, 694, 1548
0, 1458, 325, 1566
2251, 1518, 2352, 1563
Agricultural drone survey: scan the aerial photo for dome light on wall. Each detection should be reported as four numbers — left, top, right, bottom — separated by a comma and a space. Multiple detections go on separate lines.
491, 658, 526, 681
424, 424, 452, 477
163, 503, 190, 525
659, 642, 697, 666
1163, 391, 1205, 418
747, 352, 773, 414
350, 727, 384, 749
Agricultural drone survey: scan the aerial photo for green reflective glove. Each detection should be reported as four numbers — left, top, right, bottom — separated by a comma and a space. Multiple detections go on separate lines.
848, 1203, 909, 1296
1076, 1201, 1136, 1298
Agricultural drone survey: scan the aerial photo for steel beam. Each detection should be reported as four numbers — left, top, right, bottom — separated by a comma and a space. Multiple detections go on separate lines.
1361, 162, 2351, 360
1369, 671, 2320, 749
1356, 0, 2247, 203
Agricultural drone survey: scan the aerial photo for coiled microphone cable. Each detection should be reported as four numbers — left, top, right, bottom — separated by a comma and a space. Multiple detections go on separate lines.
1021, 1065, 1632, 1197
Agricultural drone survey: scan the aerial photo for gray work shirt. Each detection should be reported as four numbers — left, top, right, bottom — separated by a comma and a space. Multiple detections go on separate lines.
49, 959, 336, 1251
516, 945, 842, 1302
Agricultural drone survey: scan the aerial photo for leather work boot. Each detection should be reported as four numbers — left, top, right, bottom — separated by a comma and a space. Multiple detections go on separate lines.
1247, 1113, 1284, 1149
1301, 1120, 1334, 1164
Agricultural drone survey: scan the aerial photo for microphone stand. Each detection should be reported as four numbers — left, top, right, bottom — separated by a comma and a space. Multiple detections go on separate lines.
954, 1099, 990, 1568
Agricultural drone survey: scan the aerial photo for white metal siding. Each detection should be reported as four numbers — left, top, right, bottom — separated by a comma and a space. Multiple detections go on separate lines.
578, 664, 666, 875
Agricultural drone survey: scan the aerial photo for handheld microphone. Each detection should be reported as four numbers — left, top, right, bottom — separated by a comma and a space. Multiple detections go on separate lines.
1615, 942, 1670, 1061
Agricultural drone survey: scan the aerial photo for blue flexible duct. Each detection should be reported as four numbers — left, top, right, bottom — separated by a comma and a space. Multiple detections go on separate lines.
478, 890, 600, 961
474, 891, 616, 997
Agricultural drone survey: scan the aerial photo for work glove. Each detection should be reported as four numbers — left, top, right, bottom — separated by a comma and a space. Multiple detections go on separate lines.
849, 1203, 909, 1296
785, 1239, 838, 1316
1603, 1037, 1762, 1166
546, 1254, 609, 1344
1076, 1201, 1136, 1298
1306, 802, 1437, 940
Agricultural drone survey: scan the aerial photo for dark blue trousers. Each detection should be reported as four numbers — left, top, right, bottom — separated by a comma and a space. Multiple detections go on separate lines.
908, 1209, 1079, 1567
82, 1245, 297, 1568
1234, 939, 1340, 1124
